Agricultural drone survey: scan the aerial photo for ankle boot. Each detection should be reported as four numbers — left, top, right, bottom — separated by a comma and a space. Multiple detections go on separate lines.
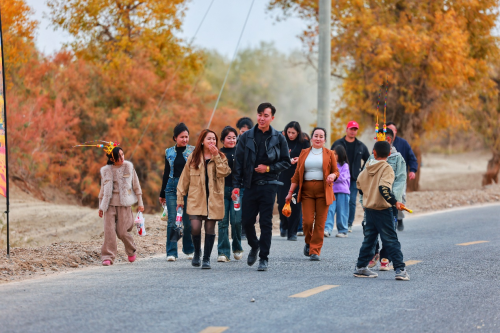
191, 234, 202, 267
202, 234, 216, 269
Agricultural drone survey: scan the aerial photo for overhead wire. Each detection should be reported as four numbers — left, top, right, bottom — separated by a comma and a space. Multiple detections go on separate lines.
206, 0, 256, 128
129, 0, 216, 160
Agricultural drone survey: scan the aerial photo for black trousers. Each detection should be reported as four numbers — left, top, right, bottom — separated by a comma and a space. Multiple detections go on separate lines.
277, 184, 301, 238
242, 183, 278, 261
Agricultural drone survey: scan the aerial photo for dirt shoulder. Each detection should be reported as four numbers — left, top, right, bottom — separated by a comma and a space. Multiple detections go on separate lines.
1, 183, 499, 284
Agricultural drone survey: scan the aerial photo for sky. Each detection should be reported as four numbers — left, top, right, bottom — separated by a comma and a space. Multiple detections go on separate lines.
25, 0, 310, 56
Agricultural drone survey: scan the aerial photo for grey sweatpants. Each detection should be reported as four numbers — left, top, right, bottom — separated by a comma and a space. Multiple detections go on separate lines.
101, 205, 136, 264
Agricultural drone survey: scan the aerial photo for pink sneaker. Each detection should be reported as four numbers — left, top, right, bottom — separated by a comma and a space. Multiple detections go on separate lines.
102, 260, 111, 266
128, 255, 136, 263
379, 258, 391, 271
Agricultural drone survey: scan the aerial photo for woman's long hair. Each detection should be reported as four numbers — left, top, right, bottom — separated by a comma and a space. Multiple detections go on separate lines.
190, 129, 224, 169
284, 121, 304, 143
334, 145, 348, 166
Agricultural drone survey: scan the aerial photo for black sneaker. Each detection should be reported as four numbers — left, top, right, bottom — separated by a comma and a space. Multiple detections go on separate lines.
310, 254, 320, 261
280, 229, 287, 237
288, 235, 297, 241
247, 248, 259, 266
353, 266, 378, 278
397, 219, 404, 231
303, 244, 311, 257
257, 259, 268, 271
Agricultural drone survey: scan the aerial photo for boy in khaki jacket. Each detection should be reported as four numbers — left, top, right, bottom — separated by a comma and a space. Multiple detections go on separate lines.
353, 141, 409, 281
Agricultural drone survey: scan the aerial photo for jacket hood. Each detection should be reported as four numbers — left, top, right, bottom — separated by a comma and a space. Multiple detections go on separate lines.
366, 159, 388, 176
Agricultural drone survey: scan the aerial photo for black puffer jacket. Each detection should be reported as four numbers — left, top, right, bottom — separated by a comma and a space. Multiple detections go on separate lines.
233, 125, 291, 189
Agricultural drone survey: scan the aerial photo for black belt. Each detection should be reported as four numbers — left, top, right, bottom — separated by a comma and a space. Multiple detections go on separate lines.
254, 180, 283, 186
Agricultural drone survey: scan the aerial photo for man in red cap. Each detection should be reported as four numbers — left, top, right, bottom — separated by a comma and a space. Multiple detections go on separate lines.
331, 121, 370, 232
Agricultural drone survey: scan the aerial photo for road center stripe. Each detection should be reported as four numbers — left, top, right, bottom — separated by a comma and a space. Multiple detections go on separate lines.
457, 241, 489, 246
199, 327, 229, 333
405, 260, 422, 266
289, 285, 339, 298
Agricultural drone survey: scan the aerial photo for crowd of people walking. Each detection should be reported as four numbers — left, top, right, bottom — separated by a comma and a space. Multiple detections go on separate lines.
97, 102, 419, 281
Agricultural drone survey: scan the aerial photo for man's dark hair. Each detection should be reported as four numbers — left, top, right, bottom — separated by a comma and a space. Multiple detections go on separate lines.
220, 126, 238, 142
236, 117, 253, 130
385, 128, 394, 140
173, 122, 189, 141
386, 121, 397, 128
257, 102, 276, 116
374, 141, 391, 158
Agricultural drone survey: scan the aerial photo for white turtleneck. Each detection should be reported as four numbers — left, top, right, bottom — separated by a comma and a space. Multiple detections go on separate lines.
304, 147, 324, 180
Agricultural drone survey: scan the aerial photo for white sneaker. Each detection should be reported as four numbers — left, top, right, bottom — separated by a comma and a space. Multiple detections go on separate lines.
217, 255, 229, 262
186, 253, 194, 260
166, 256, 176, 262
324, 231, 330, 237
297, 231, 304, 236
233, 252, 243, 260
348, 226, 353, 233
336, 233, 348, 238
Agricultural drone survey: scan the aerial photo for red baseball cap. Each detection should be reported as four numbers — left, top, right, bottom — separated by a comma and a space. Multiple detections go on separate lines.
346, 121, 359, 129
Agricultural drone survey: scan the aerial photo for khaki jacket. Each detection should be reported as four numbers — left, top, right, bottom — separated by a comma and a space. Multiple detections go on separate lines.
291, 147, 340, 206
177, 153, 231, 220
356, 160, 395, 210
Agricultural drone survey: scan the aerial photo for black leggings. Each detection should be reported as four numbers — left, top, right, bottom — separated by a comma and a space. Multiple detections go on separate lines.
191, 219, 216, 235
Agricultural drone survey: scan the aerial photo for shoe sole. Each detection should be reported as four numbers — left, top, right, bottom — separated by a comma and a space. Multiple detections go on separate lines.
395, 276, 410, 281
310, 258, 320, 261
379, 267, 391, 271
258, 267, 267, 271
353, 273, 378, 278
201, 266, 211, 269
192, 263, 200, 267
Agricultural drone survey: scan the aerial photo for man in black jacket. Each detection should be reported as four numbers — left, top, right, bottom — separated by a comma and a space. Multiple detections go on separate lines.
232, 103, 291, 271
331, 121, 370, 232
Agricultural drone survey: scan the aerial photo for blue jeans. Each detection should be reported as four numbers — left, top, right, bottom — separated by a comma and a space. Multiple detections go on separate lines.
325, 193, 349, 234
165, 177, 194, 257
348, 181, 358, 227
217, 186, 243, 259
357, 208, 405, 270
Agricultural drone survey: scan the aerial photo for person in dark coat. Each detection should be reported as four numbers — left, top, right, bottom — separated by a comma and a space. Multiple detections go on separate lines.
277, 121, 310, 241
386, 122, 419, 231
331, 121, 370, 232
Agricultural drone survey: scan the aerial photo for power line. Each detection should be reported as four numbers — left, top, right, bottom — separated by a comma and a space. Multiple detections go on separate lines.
206, 0, 256, 128
129, 0, 215, 160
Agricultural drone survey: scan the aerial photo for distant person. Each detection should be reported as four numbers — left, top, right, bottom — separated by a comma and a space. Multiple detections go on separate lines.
363, 128, 407, 270
386, 121, 418, 231
236, 117, 254, 136
353, 141, 409, 281
324, 145, 350, 238
286, 127, 339, 261
99, 147, 144, 266
277, 121, 310, 241
177, 129, 231, 269
217, 126, 244, 262
232, 102, 291, 271
332, 121, 370, 232
159, 123, 195, 262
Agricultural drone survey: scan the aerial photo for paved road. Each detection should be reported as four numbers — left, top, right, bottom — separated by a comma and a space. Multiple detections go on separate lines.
1, 205, 499, 333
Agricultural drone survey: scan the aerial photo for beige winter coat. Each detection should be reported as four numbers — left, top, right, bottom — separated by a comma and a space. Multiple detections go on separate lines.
99, 161, 143, 212
177, 153, 231, 220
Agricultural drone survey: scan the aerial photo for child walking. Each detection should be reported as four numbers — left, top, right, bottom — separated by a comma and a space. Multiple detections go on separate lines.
98, 147, 144, 266
324, 145, 350, 238
353, 141, 409, 281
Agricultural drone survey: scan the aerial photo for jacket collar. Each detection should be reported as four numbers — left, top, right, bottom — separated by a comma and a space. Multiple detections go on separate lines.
248, 125, 277, 139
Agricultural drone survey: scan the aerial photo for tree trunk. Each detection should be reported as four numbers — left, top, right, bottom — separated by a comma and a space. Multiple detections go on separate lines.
482, 152, 500, 186
407, 145, 421, 192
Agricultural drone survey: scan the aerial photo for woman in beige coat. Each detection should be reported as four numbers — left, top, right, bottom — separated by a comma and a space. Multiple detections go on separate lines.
177, 129, 231, 269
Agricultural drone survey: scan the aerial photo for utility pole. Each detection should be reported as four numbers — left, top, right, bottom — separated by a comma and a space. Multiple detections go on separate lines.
317, 0, 331, 147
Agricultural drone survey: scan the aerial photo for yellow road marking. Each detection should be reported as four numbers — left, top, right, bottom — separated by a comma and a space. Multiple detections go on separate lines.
457, 241, 489, 246
289, 285, 339, 298
405, 260, 422, 266
199, 327, 229, 333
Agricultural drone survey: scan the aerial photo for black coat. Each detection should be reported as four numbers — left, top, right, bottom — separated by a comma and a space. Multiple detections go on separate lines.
331, 136, 370, 181
233, 125, 291, 189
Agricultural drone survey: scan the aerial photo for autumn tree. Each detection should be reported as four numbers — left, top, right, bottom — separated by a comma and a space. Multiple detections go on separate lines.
270, 0, 499, 190
0, 0, 38, 86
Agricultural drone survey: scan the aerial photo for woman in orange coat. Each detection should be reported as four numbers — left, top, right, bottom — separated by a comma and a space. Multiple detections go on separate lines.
286, 127, 339, 261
